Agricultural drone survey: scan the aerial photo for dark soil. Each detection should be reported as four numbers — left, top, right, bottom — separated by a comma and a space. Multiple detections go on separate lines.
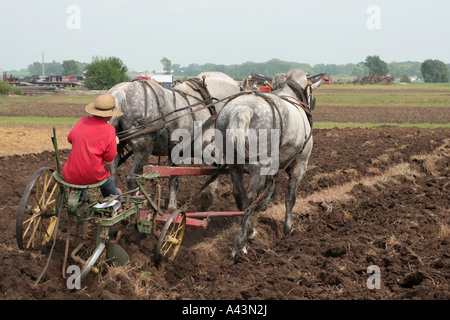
0, 93, 448, 300
0, 127, 448, 300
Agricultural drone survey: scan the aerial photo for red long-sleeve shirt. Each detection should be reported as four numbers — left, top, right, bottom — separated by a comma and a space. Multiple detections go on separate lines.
63, 116, 117, 185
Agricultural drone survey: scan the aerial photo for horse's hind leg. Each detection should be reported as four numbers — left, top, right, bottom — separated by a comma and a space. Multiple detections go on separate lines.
244, 167, 267, 240
232, 167, 265, 256
284, 158, 309, 237
127, 139, 152, 190
256, 176, 276, 211
198, 176, 220, 211
167, 175, 180, 211
229, 164, 246, 211
232, 213, 252, 257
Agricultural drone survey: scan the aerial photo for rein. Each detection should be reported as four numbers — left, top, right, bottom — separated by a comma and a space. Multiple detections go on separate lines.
117, 77, 218, 142
117, 78, 315, 171
278, 82, 314, 171
183, 77, 216, 115
117, 91, 234, 142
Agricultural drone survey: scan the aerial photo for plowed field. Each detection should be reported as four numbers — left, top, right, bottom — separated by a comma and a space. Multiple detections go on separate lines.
0, 90, 449, 301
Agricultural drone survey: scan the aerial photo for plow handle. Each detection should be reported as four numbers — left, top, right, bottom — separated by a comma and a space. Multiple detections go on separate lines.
51, 127, 62, 174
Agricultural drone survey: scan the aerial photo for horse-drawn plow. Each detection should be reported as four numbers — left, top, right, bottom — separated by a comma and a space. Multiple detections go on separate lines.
16, 129, 245, 284
17, 69, 318, 285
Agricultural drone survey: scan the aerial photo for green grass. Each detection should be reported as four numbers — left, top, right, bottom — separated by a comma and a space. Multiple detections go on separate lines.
0, 94, 98, 106
326, 83, 450, 91
314, 122, 450, 129
315, 83, 450, 107
0, 83, 448, 129
0, 116, 78, 126
1, 116, 447, 129
315, 91, 449, 107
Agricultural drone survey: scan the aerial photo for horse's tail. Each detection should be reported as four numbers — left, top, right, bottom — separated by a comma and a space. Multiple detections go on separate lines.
228, 104, 254, 158
109, 87, 127, 127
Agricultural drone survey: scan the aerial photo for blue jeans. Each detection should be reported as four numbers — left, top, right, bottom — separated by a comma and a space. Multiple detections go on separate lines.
99, 177, 120, 198
80, 177, 120, 201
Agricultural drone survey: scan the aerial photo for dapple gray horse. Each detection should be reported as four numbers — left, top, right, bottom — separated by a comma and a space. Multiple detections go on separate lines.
108, 72, 241, 210
214, 69, 322, 256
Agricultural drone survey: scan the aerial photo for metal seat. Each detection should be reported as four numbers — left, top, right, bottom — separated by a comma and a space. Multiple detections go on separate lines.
52, 171, 109, 216
53, 171, 108, 189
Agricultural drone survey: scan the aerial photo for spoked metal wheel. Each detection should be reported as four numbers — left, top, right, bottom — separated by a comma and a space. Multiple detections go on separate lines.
16, 167, 62, 251
154, 209, 186, 266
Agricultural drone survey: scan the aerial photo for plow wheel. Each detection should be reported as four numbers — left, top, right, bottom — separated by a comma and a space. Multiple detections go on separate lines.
16, 167, 62, 251
154, 209, 186, 266
77, 242, 106, 281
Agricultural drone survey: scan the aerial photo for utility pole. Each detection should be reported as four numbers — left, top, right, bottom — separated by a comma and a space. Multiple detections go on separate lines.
42, 52, 45, 76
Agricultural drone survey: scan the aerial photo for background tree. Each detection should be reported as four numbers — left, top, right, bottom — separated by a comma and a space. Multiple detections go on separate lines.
27, 61, 63, 76
84, 56, 128, 90
400, 74, 411, 83
46, 61, 63, 75
351, 61, 369, 76
62, 60, 79, 76
172, 63, 182, 75
27, 62, 42, 75
364, 55, 389, 76
420, 59, 449, 83
388, 61, 421, 78
160, 57, 172, 74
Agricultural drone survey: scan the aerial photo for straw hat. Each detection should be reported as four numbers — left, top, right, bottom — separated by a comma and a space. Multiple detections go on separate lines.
85, 94, 123, 117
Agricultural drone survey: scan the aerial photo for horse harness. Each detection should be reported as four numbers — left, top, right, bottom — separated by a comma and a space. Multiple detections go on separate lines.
118, 77, 218, 142
220, 80, 313, 141
180, 77, 217, 116
279, 80, 314, 171
117, 78, 313, 171
131, 79, 165, 122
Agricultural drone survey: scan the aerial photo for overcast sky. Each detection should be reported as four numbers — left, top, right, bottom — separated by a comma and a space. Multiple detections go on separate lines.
0, 0, 449, 71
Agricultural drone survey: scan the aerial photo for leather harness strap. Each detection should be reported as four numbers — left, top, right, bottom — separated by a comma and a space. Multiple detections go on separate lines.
131, 78, 167, 124
183, 77, 217, 116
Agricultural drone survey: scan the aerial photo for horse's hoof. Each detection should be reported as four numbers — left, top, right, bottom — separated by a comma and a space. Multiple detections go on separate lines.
248, 229, 258, 241
282, 229, 293, 239
231, 246, 248, 258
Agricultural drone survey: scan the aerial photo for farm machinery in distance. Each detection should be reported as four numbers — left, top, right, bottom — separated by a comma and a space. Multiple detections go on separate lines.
352, 75, 395, 85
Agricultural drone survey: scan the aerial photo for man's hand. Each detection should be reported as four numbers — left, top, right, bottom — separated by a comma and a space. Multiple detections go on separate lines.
116, 136, 120, 144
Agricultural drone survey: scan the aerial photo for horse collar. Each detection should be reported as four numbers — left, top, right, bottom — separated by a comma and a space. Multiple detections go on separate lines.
286, 80, 309, 106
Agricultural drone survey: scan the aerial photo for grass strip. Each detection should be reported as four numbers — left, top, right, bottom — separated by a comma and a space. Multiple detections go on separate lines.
0, 116, 78, 126
314, 122, 450, 129
1, 117, 449, 130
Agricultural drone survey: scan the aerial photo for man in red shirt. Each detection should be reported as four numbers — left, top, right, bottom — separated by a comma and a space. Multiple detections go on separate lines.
63, 94, 123, 198
259, 80, 272, 93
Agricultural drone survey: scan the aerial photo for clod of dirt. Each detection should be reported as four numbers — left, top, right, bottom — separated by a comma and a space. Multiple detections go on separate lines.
432, 259, 444, 269
318, 271, 342, 286
400, 271, 425, 288
323, 245, 347, 258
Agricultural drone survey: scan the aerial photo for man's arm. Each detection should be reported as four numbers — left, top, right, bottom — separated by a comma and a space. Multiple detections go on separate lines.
103, 134, 119, 167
